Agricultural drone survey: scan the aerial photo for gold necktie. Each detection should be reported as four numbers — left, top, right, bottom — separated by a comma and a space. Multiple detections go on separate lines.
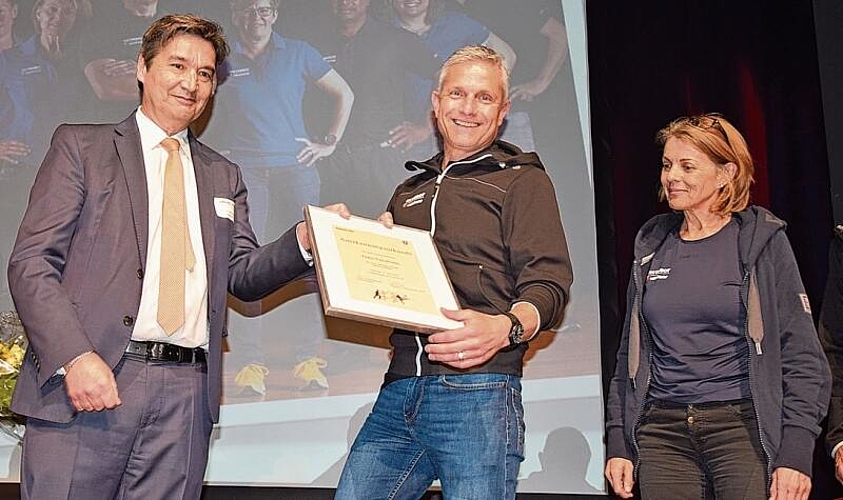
157, 138, 196, 335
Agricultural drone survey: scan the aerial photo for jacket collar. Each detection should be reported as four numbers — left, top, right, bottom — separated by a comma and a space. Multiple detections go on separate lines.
403, 139, 546, 175
633, 206, 786, 268
113, 113, 216, 277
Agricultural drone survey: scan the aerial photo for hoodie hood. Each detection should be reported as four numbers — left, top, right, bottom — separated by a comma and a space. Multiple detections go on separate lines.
403, 139, 545, 175
634, 205, 786, 270
734, 205, 787, 267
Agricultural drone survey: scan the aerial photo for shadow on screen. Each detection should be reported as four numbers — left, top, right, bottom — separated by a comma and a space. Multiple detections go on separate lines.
309, 400, 375, 486
520, 426, 600, 494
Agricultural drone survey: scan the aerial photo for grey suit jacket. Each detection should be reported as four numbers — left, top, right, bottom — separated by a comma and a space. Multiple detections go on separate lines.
7, 113, 310, 423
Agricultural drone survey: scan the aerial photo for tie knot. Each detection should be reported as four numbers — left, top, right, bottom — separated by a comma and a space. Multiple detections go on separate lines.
161, 138, 180, 153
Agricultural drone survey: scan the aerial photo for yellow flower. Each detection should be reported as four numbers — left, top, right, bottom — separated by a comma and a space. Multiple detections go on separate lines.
0, 310, 28, 426
8, 345, 23, 367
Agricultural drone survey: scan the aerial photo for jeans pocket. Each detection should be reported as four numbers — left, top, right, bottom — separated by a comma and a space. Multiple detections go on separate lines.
640, 402, 658, 423
723, 399, 754, 421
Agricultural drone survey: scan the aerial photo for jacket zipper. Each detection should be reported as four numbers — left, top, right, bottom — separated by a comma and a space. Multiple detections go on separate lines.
741, 267, 773, 486
414, 154, 494, 376
428, 154, 493, 237
629, 258, 652, 479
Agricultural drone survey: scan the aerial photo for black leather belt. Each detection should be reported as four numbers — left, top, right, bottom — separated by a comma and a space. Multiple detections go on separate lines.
124, 340, 206, 364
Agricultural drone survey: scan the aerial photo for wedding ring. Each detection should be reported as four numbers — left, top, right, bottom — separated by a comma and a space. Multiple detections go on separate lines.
458, 351, 465, 361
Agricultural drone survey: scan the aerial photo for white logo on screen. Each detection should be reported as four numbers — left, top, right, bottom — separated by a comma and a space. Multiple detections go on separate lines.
20, 65, 42, 76
123, 37, 142, 48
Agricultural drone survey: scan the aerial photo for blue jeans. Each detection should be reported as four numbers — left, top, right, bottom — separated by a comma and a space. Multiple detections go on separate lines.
335, 373, 525, 500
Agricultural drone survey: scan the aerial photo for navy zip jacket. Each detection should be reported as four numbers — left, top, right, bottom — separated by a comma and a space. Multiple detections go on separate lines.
606, 206, 830, 478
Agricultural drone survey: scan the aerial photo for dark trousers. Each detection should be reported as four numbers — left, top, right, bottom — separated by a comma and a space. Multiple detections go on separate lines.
637, 399, 767, 500
20, 357, 212, 500
822, 230, 843, 455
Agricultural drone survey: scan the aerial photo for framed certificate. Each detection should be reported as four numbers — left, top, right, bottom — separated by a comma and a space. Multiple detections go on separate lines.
304, 205, 463, 333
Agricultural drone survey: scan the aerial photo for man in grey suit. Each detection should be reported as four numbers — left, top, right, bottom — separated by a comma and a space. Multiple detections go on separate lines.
7, 13, 341, 499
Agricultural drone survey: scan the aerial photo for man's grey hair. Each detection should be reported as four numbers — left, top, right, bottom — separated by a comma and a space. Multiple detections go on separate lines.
437, 45, 510, 98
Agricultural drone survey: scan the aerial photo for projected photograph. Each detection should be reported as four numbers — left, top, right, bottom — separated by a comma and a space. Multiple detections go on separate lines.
0, 0, 602, 494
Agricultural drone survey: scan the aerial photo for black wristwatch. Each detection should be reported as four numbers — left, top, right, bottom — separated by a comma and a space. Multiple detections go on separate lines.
503, 311, 525, 345
322, 134, 337, 146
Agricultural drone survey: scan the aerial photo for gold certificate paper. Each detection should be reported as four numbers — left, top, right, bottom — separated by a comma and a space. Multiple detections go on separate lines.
304, 205, 463, 333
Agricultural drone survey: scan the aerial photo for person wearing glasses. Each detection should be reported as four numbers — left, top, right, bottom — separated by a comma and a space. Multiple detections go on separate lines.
605, 114, 830, 500
203, 0, 353, 395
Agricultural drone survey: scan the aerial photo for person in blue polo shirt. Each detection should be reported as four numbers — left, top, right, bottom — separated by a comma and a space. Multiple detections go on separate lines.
0, 0, 84, 340
204, 0, 353, 395
0, 0, 84, 164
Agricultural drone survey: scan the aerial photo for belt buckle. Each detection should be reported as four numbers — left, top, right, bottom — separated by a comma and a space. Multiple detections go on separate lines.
146, 342, 161, 361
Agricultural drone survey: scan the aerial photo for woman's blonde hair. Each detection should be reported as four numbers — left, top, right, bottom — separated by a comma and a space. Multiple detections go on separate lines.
657, 113, 755, 215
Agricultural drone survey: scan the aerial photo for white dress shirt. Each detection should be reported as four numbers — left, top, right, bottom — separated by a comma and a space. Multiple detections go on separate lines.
130, 108, 209, 348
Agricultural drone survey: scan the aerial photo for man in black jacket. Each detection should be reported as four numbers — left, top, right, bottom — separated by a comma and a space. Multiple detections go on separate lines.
335, 45, 572, 500
822, 225, 843, 482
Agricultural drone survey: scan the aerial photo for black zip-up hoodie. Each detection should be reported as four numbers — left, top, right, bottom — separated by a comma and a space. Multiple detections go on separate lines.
383, 140, 573, 383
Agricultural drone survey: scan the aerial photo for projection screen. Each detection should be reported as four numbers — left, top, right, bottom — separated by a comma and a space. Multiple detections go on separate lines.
0, 0, 602, 494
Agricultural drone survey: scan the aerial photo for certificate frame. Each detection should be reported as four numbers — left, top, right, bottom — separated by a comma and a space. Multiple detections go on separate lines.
304, 205, 463, 333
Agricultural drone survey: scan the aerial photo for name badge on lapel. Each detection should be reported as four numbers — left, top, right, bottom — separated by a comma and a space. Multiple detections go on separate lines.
214, 198, 235, 221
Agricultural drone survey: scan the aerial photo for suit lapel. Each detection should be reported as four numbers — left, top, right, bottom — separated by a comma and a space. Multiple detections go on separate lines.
114, 115, 149, 268
189, 133, 217, 290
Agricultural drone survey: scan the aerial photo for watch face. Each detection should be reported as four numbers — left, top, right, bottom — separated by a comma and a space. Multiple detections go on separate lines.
323, 134, 337, 146
510, 324, 524, 344
507, 313, 524, 345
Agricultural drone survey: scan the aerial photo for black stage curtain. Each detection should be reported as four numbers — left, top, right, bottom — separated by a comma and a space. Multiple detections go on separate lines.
589, 1, 835, 498
814, 0, 843, 225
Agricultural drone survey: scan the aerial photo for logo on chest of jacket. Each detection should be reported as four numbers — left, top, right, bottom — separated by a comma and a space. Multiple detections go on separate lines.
647, 267, 671, 281
402, 192, 426, 209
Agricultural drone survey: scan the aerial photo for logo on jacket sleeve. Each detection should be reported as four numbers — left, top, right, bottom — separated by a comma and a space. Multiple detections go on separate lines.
798, 293, 812, 314
402, 192, 426, 209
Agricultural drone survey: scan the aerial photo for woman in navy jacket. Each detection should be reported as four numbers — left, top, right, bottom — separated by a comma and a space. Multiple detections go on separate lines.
605, 114, 830, 500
